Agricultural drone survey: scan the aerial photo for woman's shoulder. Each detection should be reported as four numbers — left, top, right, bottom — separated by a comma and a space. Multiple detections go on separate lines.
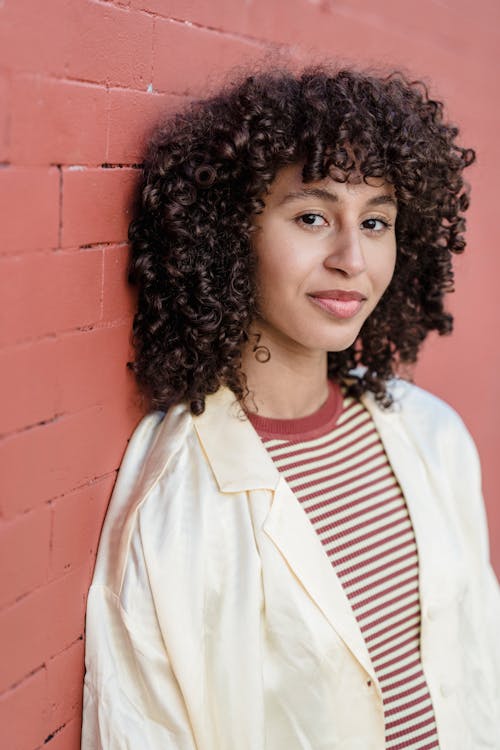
91, 403, 201, 587
369, 377, 470, 430
364, 378, 479, 468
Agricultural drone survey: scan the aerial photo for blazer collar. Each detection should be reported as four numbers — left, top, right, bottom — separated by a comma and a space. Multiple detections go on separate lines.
192, 386, 281, 493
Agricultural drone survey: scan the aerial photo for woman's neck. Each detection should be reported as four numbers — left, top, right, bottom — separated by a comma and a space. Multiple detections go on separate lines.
241, 334, 329, 419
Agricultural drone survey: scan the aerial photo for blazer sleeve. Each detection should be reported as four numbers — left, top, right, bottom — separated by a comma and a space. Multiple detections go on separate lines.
81, 582, 198, 750
81, 411, 200, 750
453, 421, 500, 685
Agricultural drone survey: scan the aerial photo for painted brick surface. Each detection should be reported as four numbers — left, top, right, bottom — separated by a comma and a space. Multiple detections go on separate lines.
1, 325, 134, 435
0, 250, 103, 346
1, 1, 499, 747
0, 404, 133, 519
10, 76, 109, 166
152, 19, 265, 94
0, 506, 51, 608
45, 640, 85, 731
0, 0, 154, 87
61, 168, 138, 247
106, 89, 184, 164
0, 670, 49, 750
0, 168, 60, 254
0, 567, 88, 694
50, 476, 116, 579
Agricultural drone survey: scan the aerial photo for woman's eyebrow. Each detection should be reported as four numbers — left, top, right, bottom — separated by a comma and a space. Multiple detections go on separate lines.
367, 194, 398, 209
278, 188, 397, 208
278, 188, 338, 205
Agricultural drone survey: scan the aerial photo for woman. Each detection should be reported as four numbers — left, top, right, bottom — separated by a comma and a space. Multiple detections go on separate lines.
82, 67, 500, 749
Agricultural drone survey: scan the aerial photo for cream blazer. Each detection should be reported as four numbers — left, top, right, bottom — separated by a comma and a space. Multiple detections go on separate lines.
82, 381, 500, 749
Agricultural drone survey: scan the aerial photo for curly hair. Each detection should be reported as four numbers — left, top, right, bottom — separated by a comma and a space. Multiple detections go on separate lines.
128, 65, 475, 415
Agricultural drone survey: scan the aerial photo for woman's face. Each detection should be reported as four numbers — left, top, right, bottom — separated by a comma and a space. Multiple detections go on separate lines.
250, 163, 398, 359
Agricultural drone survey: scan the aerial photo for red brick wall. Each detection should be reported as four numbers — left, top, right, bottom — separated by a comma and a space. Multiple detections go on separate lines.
1, 1, 499, 747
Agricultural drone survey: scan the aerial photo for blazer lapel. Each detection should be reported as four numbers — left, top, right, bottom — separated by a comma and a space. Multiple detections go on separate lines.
364, 392, 467, 636
263, 474, 377, 682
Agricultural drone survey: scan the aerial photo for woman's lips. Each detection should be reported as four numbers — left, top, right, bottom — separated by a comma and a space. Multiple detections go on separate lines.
307, 290, 366, 319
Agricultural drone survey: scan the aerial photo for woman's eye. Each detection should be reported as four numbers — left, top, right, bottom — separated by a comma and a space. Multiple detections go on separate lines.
362, 217, 391, 232
297, 213, 327, 227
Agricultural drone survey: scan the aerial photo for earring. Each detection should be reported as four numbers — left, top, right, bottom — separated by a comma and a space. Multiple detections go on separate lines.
252, 332, 271, 363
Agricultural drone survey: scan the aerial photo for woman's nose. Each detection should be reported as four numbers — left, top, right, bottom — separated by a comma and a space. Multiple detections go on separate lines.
323, 227, 366, 277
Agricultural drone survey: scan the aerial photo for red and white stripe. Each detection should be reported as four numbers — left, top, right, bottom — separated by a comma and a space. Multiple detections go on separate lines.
259, 395, 440, 749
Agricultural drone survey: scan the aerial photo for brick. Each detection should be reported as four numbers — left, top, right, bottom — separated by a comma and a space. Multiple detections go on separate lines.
101, 243, 137, 321
54, 324, 138, 416
1, 338, 59, 435
0, 167, 60, 255
152, 19, 264, 95
0, 250, 102, 347
46, 639, 85, 730
50, 475, 115, 578
0, 0, 153, 89
0, 507, 51, 608
0, 566, 88, 693
0, 669, 49, 750
10, 76, 108, 166
0, 0, 72, 78
64, 3, 153, 89
106, 88, 184, 164
1, 323, 138, 435
0, 404, 139, 518
61, 167, 138, 247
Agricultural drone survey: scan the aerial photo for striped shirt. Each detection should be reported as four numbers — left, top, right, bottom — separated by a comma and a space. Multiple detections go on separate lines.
247, 382, 440, 749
